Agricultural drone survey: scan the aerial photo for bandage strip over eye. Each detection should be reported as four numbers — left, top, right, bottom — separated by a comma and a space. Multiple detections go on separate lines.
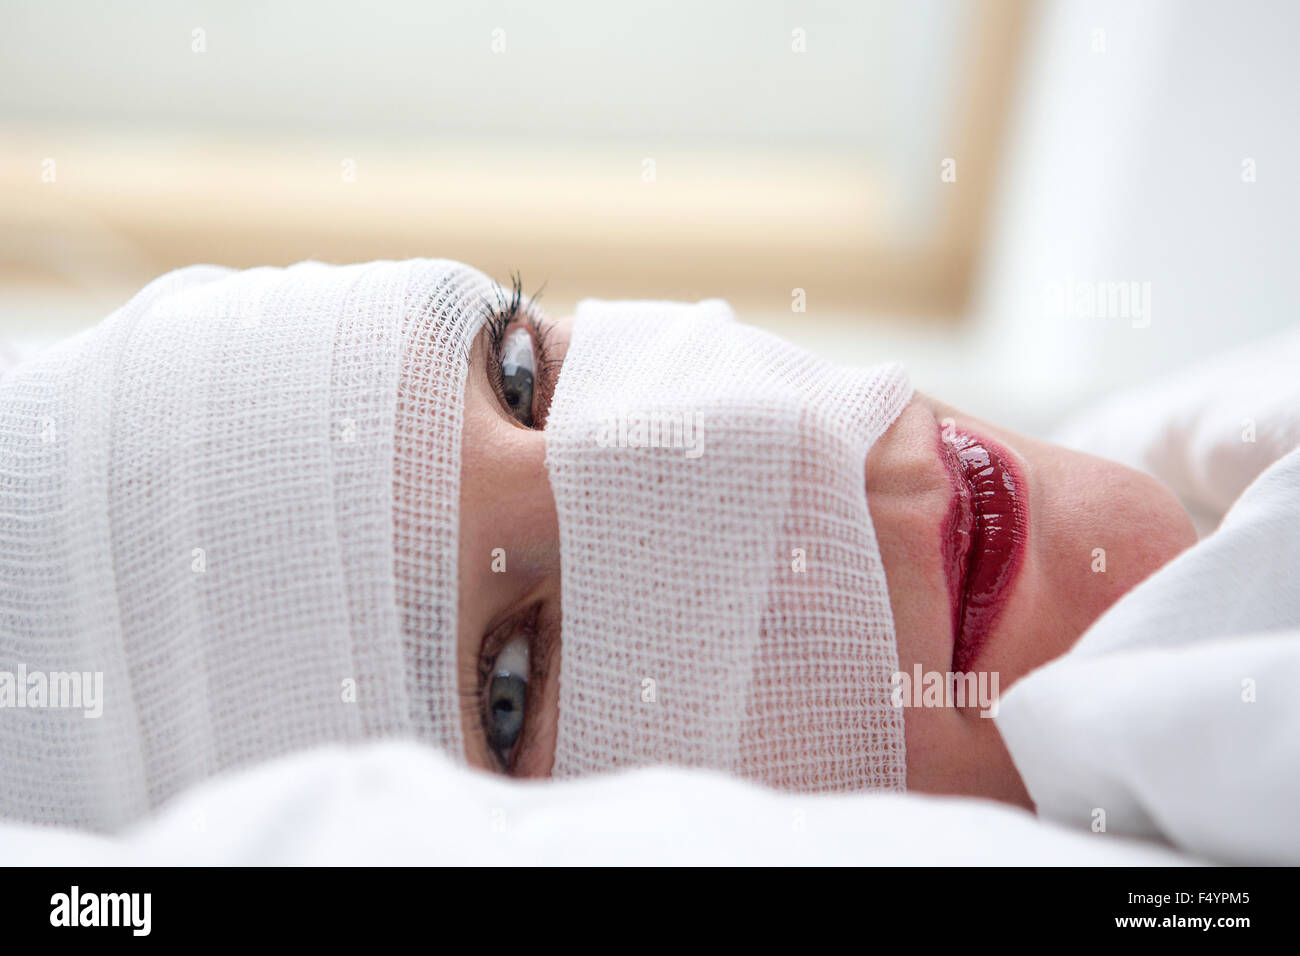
543, 298, 913, 792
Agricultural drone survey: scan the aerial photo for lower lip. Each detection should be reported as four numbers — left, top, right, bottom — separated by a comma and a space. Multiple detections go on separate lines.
938, 426, 1028, 673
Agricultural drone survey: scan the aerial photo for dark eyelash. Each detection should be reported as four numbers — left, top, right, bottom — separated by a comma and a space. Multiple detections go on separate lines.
481, 271, 526, 352
483, 272, 561, 428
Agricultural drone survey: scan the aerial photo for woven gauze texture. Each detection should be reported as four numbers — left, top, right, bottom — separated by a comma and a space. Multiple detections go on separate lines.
0, 259, 496, 829
544, 299, 913, 792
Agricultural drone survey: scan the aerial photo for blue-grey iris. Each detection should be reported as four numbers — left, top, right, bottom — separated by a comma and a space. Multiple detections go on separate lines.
488, 672, 527, 753
500, 327, 536, 426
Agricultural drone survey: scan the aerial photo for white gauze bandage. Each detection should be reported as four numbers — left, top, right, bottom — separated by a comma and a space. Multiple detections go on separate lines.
0, 259, 495, 830
544, 299, 913, 792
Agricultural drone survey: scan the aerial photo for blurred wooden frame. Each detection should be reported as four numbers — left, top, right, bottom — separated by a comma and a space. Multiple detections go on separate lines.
908, 0, 1032, 316
0, 0, 1030, 320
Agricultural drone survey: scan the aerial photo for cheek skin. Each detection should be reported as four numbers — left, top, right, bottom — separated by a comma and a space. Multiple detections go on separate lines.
875, 394, 1196, 807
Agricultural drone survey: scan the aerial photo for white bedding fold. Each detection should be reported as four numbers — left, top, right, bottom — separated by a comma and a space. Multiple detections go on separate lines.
999, 351, 1300, 863
0, 741, 1196, 866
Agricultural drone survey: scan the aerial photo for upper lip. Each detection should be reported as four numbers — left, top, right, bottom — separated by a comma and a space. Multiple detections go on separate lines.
937, 423, 1028, 672
939, 434, 975, 654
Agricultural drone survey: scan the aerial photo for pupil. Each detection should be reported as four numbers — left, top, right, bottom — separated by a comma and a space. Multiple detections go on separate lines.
487, 673, 527, 759
502, 366, 534, 420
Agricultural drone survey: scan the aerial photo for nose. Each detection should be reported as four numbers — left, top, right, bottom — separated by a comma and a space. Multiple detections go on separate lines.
864, 398, 952, 513
458, 422, 561, 614
864, 397, 958, 668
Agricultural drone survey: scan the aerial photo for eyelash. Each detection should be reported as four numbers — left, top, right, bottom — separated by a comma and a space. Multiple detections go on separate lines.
483, 272, 561, 430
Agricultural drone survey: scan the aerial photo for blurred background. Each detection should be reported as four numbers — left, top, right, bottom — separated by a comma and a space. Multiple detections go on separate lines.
2, 0, 1297, 434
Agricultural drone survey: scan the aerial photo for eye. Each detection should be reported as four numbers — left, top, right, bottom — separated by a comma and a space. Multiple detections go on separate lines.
499, 327, 536, 427
481, 273, 558, 430
485, 633, 529, 766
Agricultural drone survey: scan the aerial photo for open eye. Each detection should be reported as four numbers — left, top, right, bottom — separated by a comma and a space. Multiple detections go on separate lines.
485, 633, 529, 766
499, 327, 536, 427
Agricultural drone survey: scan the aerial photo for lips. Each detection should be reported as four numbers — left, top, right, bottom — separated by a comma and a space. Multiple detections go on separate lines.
937, 425, 1028, 673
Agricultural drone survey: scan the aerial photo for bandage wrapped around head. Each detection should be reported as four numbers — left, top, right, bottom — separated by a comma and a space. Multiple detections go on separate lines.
0, 260, 487, 829
545, 299, 912, 792
1, 259, 914, 830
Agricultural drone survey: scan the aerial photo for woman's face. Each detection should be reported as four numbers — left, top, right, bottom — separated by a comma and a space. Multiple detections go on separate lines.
455, 312, 1197, 804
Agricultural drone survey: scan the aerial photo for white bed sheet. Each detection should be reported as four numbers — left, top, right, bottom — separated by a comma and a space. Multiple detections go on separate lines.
0, 740, 1196, 866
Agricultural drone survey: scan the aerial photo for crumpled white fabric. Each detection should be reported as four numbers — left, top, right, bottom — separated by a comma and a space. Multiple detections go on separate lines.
996, 326, 1300, 864
0, 259, 493, 830
1050, 325, 1300, 537
0, 740, 1197, 865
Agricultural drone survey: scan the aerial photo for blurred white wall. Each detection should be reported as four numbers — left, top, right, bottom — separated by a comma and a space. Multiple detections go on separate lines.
1, 0, 981, 336
767, 0, 1299, 437
4, 0, 1297, 442
938, 0, 1300, 434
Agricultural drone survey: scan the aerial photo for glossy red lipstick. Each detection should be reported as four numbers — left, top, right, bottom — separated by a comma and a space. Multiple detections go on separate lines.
938, 426, 1028, 673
